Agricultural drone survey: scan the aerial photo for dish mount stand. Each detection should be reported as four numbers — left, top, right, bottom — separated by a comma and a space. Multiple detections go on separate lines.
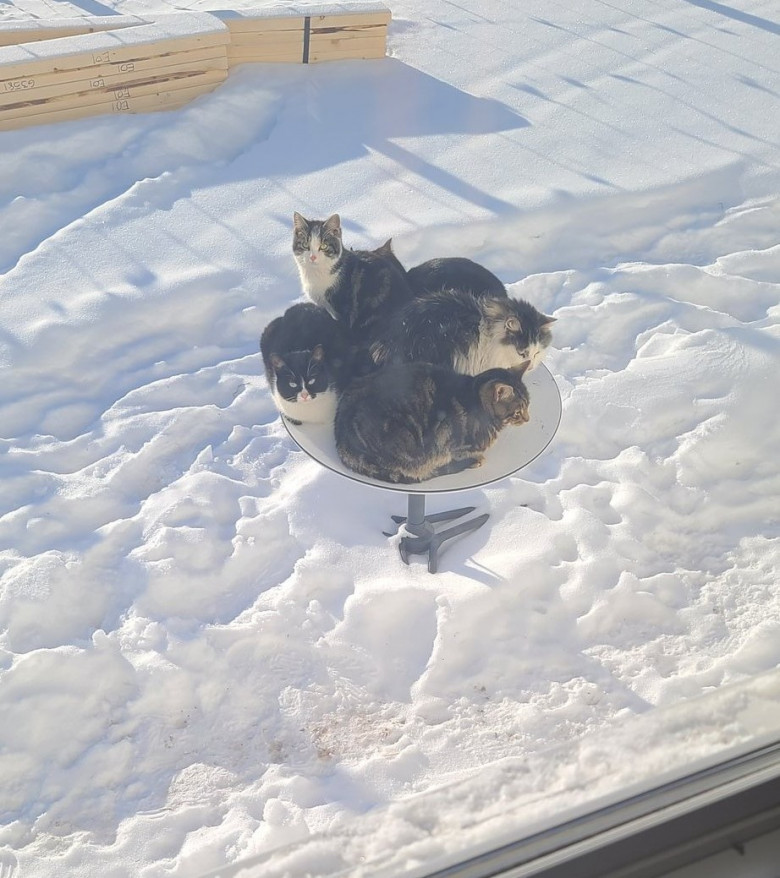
384, 493, 489, 573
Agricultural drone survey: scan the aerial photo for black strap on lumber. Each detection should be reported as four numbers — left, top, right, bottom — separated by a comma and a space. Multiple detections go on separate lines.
302, 16, 311, 63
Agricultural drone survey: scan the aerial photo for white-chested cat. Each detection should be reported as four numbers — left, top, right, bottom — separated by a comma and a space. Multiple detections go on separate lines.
335, 360, 531, 484
370, 287, 556, 375
260, 302, 353, 425
292, 212, 414, 352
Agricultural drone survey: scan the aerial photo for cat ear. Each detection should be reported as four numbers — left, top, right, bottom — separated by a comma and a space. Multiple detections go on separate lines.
270, 353, 286, 370
505, 316, 522, 332
377, 238, 393, 254
323, 214, 342, 237
512, 360, 531, 378
493, 382, 515, 403
542, 315, 557, 326
293, 212, 308, 231
310, 344, 325, 362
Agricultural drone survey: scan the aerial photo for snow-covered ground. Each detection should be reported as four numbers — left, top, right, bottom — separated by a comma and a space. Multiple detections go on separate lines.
1, 1, 779, 876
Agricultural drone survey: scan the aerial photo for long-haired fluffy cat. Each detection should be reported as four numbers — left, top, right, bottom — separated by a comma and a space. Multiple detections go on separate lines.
292, 212, 413, 347
370, 288, 555, 375
408, 256, 507, 298
260, 302, 352, 425
335, 360, 531, 484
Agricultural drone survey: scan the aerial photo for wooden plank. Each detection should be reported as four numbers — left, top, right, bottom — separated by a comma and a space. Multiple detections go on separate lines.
308, 40, 387, 63
0, 79, 218, 131
0, 32, 229, 80
309, 26, 387, 44
310, 10, 391, 29
0, 15, 147, 47
0, 54, 227, 106
309, 47, 386, 62
0, 27, 99, 47
311, 22, 387, 38
0, 14, 228, 80
220, 16, 305, 34
219, 9, 389, 34
226, 48, 301, 65
228, 31, 303, 50
0, 67, 226, 120
308, 33, 386, 54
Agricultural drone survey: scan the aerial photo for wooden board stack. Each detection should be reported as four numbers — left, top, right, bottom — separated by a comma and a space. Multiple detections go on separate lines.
221, 5, 391, 67
0, 14, 231, 132
0, 3, 390, 132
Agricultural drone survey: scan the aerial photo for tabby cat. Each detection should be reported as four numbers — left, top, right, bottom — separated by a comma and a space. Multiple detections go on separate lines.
335, 360, 530, 484
370, 288, 555, 374
292, 212, 414, 347
260, 302, 352, 424
408, 256, 507, 298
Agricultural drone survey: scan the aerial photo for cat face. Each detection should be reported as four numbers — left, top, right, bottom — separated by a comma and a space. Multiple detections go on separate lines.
505, 316, 555, 370
481, 363, 531, 425
270, 346, 330, 403
292, 212, 343, 270
484, 297, 556, 370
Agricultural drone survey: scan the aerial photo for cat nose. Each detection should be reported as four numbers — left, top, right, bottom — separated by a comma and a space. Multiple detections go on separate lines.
309, 253, 317, 262
300, 390, 311, 401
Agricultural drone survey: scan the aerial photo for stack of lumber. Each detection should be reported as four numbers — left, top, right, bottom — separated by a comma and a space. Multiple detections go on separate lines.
220, 3, 391, 67
0, 3, 390, 132
0, 13, 230, 132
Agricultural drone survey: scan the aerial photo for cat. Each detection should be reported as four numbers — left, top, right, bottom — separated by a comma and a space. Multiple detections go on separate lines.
335, 360, 531, 484
292, 212, 414, 348
364, 237, 408, 279
370, 288, 555, 375
260, 302, 352, 425
408, 256, 507, 298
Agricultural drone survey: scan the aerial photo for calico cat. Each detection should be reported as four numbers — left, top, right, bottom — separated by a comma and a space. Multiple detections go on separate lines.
292, 212, 414, 347
260, 302, 352, 425
370, 288, 555, 375
408, 256, 507, 298
335, 360, 531, 484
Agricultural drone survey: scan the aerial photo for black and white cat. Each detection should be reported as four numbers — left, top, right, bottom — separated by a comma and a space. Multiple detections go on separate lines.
260, 302, 352, 425
370, 288, 555, 375
335, 360, 531, 484
408, 256, 507, 298
292, 212, 413, 347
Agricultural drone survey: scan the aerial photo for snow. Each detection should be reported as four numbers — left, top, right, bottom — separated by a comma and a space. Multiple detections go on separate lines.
0, 0, 779, 876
